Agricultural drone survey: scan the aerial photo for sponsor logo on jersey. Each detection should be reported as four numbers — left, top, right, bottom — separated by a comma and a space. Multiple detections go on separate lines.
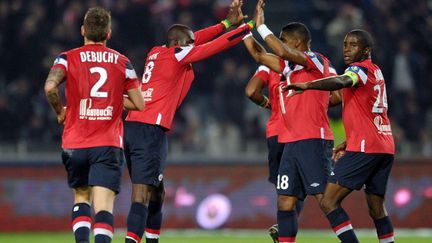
310, 183, 320, 187
142, 88, 154, 101
79, 98, 113, 120
374, 116, 392, 135
158, 174, 164, 181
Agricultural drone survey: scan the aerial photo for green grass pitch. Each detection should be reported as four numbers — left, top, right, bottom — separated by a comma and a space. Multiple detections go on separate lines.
0, 229, 430, 243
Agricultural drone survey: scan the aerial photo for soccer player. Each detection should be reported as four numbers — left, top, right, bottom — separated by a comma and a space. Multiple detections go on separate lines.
243, 1, 338, 242
245, 64, 305, 243
122, 1, 255, 243
284, 29, 395, 243
44, 7, 144, 243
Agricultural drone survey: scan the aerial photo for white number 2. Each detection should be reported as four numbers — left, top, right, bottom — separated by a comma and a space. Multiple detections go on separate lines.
90, 67, 108, 98
277, 175, 289, 190
372, 84, 388, 114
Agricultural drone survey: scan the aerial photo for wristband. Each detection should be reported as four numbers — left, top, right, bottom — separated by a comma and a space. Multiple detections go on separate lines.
257, 24, 273, 40
247, 20, 256, 29
221, 19, 232, 29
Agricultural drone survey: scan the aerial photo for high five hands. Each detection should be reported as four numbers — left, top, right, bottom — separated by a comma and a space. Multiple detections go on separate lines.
226, 0, 248, 27
253, 0, 265, 27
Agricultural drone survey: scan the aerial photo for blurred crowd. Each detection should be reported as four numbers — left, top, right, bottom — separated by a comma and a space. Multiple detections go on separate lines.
0, 0, 431, 158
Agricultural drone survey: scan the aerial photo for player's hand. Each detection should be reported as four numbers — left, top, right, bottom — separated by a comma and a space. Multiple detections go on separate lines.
332, 141, 347, 161
57, 106, 66, 125
226, 0, 248, 27
253, 0, 265, 27
281, 83, 308, 97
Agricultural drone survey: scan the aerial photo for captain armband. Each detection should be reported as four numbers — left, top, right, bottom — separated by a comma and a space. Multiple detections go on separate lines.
344, 71, 359, 86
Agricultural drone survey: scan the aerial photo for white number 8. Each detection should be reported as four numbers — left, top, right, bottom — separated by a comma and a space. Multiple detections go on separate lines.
142, 61, 155, 83
277, 175, 289, 190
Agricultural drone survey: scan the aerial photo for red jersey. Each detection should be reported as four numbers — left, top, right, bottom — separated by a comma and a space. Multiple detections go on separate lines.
278, 51, 336, 143
52, 44, 140, 149
126, 24, 251, 130
254, 65, 285, 138
342, 59, 395, 154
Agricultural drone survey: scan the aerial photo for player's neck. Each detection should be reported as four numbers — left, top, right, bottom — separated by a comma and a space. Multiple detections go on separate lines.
84, 38, 106, 46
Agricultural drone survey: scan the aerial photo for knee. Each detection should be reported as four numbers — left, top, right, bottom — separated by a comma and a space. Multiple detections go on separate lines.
277, 196, 297, 211
74, 186, 91, 203
319, 197, 338, 214
368, 207, 386, 220
131, 184, 152, 204
151, 183, 165, 202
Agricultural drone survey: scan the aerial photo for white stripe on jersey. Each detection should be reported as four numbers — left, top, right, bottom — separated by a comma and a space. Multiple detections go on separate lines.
361, 139, 365, 152
257, 65, 270, 73
357, 68, 368, 84
174, 46, 193, 61
54, 56, 67, 70
306, 52, 324, 74
329, 67, 337, 75
156, 113, 162, 125
126, 68, 138, 79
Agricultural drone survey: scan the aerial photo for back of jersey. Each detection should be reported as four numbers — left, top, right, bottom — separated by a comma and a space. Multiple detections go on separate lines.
52, 44, 139, 149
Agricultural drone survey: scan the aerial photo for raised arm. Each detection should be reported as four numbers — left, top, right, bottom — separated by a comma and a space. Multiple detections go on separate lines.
245, 66, 271, 109
243, 35, 282, 73
194, 0, 247, 45
178, 23, 253, 64
254, 0, 307, 66
44, 68, 66, 124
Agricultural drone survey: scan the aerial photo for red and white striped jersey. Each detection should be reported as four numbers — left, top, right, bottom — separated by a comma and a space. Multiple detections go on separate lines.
343, 58, 395, 154
52, 44, 140, 149
278, 51, 336, 143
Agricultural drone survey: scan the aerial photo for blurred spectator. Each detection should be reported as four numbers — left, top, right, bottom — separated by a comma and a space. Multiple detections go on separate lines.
0, 0, 431, 159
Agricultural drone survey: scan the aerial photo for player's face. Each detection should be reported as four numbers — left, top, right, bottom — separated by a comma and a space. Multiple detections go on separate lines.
343, 34, 366, 65
178, 29, 195, 47
279, 32, 298, 50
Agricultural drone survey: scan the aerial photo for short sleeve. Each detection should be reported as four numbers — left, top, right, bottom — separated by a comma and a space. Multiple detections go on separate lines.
345, 65, 368, 86
254, 65, 270, 85
52, 53, 67, 71
124, 60, 140, 90
304, 51, 325, 74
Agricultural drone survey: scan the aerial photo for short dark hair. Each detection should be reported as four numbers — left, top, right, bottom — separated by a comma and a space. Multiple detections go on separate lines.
83, 7, 111, 42
348, 29, 374, 49
281, 22, 311, 44
166, 24, 191, 43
